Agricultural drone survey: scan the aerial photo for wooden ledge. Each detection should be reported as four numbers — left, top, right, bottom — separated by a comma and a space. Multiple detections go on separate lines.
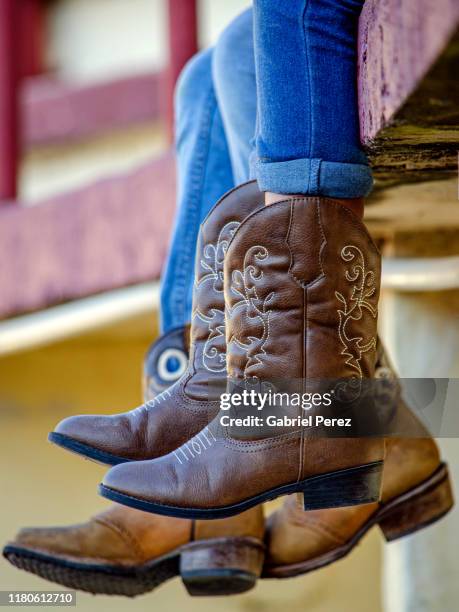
359, 0, 459, 186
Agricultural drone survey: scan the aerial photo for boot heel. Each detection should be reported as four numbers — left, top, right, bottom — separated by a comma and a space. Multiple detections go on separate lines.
302, 461, 383, 511
180, 537, 264, 597
379, 465, 454, 542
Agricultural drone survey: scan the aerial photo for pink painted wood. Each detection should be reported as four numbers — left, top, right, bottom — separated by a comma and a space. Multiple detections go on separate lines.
0, 154, 176, 319
358, 0, 459, 144
22, 71, 163, 147
18, 0, 199, 148
0, 0, 19, 201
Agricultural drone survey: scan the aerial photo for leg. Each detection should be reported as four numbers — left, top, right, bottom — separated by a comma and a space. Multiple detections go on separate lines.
252, 0, 372, 199
55, 4, 383, 518
161, 9, 258, 332
212, 8, 257, 185
160, 48, 234, 333
49, 16, 265, 465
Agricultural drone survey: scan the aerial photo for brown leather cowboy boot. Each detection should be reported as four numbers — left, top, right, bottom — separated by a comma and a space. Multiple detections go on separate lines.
5, 325, 265, 597
48, 181, 264, 465
3, 505, 265, 597
99, 196, 384, 518
263, 345, 454, 578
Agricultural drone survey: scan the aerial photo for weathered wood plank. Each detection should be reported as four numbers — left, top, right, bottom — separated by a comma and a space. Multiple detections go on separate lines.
359, 0, 459, 186
0, 153, 176, 319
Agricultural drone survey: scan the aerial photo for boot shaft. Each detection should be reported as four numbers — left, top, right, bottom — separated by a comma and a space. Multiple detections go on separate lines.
224, 196, 384, 468
224, 196, 381, 384
185, 181, 264, 400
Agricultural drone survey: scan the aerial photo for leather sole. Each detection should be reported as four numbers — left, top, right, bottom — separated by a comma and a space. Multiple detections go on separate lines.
48, 432, 128, 466
99, 461, 384, 519
263, 463, 453, 579
3, 537, 264, 598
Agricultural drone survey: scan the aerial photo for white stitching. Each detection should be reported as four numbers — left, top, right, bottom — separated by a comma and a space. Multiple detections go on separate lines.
335, 245, 378, 379
226, 245, 274, 378
192, 221, 241, 373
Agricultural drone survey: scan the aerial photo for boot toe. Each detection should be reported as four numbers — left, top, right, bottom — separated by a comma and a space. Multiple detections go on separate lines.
53, 414, 104, 445
9, 524, 97, 559
51, 413, 145, 462
13, 526, 67, 554
101, 459, 178, 507
7, 521, 136, 564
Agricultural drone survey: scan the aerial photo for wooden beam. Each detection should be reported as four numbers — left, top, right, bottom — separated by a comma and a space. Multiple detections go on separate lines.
19, 0, 45, 78
22, 71, 163, 147
0, 0, 19, 201
164, 0, 198, 139
359, 0, 459, 186
0, 153, 176, 319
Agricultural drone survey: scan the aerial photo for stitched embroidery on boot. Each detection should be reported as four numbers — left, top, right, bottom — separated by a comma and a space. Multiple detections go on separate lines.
192, 221, 241, 373
227, 245, 274, 379
335, 245, 378, 379
173, 426, 217, 464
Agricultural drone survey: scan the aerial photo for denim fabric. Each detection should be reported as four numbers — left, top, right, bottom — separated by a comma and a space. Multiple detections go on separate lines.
161, 3, 370, 331
160, 49, 235, 333
212, 10, 256, 185
160, 14, 256, 333
252, 0, 372, 196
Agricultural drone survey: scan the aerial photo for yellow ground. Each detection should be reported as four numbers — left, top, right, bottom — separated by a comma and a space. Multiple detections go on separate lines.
0, 312, 382, 611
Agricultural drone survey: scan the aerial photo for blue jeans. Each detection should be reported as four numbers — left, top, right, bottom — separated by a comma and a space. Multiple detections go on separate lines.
161, 2, 369, 333
253, 0, 371, 196
160, 11, 255, 332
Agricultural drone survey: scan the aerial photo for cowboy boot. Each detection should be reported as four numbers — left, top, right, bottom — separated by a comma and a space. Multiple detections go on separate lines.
3, 505, 265, 597
263, 344, 454, 578
99, 195, 384, 518
5, 324, 265, 597
48, 181, 265, 465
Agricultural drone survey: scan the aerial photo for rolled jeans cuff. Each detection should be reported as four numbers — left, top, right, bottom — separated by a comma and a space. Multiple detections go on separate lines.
251, 156, 373, 198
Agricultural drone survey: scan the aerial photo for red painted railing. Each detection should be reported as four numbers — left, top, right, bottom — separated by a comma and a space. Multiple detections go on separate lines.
0, 0, 198, 202
0, 0, 19, 202
165, 0, 198, 139
0, 0, 44, 202
19, 0, 45, 78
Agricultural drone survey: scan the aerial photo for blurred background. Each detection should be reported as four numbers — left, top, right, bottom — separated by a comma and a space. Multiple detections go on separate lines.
0, 1, 458, 611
